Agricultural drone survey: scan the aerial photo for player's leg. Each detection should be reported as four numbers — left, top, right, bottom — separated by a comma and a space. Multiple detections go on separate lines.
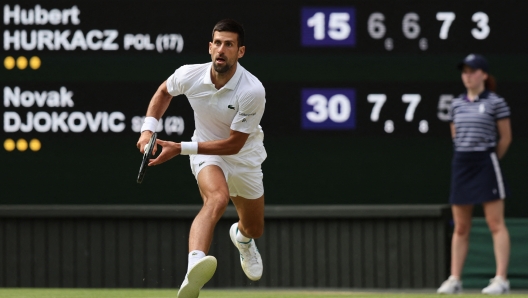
178, 162, 229, 298
228, 162, 265, 239
190, 165, 230, 253
226, 162, 265, 281
481, 199, 510, 294
231, 195, 264, 239
228, 195, 264, 281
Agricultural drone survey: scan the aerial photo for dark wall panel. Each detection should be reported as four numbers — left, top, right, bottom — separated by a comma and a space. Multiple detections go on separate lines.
0, 205, 451, 288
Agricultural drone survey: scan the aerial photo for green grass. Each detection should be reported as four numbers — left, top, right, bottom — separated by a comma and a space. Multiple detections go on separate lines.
0, 289, 526, 298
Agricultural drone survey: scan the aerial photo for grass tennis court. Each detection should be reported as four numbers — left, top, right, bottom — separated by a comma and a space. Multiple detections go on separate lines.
0, 289, 526, 298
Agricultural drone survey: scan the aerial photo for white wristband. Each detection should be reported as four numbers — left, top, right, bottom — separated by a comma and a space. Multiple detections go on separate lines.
180, 142, 198, 155
141, 116, 158, 133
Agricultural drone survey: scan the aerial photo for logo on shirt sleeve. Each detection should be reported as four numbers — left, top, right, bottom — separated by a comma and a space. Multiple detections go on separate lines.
228, 105, 235, 110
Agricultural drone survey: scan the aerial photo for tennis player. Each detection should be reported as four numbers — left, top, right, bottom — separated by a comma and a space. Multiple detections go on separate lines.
136, 19, 266, 298
437, 54, 512, 295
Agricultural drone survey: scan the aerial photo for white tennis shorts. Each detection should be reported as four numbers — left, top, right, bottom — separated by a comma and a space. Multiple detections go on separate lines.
189, 154, 264, 199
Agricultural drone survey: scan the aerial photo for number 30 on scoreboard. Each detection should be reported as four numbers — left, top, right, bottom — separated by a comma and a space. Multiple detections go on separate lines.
301, 89, 356, 130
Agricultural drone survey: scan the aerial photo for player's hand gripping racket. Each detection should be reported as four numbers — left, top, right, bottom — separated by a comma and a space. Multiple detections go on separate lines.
137, 132, 157, 184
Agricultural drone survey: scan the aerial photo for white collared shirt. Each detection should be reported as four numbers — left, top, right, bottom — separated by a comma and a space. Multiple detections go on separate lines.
166, 62, 266, 166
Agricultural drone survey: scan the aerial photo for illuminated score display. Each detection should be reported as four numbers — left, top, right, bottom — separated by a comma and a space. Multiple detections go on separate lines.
299, 4, 517, 53
366, 11, 490, 51
1, 0, 527, 208
301, 7, 490, 51
300, 88, 454, 134
296, 3, 524, 135
3, 1, 526, 138
3, 1, 524, 138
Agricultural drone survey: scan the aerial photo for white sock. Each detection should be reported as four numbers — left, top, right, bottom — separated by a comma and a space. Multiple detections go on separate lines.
449, 275, 460, 281
187, 250, 206, 272
495, 275, 507, 281
235, 226, 251, 243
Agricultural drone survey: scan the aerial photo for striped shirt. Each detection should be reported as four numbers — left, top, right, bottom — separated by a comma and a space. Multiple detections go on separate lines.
448, 90, 510, 152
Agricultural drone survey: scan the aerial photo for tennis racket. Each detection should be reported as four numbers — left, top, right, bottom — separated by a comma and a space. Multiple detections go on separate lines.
137, 132, 157, 184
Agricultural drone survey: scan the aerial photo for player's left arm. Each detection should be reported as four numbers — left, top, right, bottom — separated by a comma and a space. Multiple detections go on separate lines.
194, 130, 250, 155
148, 130, 249, 166
496, 118, 512, 160
149, 87, 265, 166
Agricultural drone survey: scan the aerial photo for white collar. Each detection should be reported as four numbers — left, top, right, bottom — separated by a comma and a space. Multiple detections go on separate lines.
203, 62, 242, 90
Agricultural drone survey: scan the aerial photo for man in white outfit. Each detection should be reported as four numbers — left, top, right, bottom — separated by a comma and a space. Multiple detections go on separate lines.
136, 19, 266, 298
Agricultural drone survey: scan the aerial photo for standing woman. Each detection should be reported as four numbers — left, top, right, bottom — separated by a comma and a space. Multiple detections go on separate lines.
437, 54, 512, 295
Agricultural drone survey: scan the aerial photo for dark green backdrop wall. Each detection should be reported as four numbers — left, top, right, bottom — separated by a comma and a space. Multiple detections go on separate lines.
1, 0, 527, 217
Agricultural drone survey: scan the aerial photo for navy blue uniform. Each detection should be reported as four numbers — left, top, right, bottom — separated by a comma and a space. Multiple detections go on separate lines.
448, 90, 510, 205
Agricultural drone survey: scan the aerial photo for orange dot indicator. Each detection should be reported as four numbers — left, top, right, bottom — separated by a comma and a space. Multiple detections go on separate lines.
4, 56, 15, 70
4, 139, 15, 151
16, 56, 28, 70
29, 56, 41, 70
16, 139, 28, 151
29, 139, 41, 151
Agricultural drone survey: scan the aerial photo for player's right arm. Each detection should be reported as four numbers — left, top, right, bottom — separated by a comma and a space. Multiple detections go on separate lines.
136, 80, 173, 153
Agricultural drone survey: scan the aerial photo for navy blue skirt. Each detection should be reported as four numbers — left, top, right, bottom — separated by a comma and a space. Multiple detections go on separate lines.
449, 149, 509, 205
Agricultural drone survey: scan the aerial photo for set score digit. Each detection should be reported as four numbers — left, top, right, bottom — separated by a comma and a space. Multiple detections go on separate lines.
301, 7, 491, 50
368, 11, 490, 51
302, 91, 454, 134
367, 93, 455, 134
367, 94, 428, 133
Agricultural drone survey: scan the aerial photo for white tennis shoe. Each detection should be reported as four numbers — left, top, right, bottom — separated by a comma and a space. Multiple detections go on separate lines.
229, 223, 263, 281
482, 276, 510, 295
437, 276, 463, 294
177, 256, 217, 298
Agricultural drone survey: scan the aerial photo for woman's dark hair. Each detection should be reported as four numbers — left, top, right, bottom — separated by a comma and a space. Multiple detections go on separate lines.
212, 19, 245, 47
485, 74, 497, 92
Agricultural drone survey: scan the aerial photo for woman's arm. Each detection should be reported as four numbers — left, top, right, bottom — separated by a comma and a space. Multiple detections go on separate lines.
496, 118, 512, 159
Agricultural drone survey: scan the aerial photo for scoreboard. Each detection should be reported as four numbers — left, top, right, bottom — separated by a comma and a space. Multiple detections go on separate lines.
1, 0, 527, 216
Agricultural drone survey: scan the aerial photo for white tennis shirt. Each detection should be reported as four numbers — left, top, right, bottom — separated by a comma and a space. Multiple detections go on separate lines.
166, 62, 266, 166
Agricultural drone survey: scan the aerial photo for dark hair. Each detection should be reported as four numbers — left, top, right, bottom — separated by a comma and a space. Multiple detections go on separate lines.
212, 19, 245, 47
485, 74, 497, 92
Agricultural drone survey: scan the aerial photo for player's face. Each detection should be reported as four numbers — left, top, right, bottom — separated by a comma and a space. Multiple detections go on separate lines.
209, 31, 245, 74
461, 65, 487, 90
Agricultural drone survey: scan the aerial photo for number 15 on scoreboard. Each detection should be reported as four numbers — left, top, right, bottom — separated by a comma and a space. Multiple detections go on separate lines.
302, 7, 356, 46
